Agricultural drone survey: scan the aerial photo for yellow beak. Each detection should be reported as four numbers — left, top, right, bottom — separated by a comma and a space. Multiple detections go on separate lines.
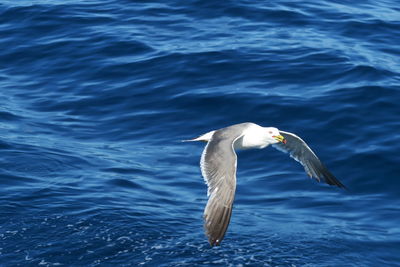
273, 135, 286, 144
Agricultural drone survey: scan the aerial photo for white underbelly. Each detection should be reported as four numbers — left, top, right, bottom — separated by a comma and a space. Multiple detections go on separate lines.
234, 135, 269, 150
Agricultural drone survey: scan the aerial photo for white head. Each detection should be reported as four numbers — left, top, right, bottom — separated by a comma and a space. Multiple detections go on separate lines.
264, 127, 286, 144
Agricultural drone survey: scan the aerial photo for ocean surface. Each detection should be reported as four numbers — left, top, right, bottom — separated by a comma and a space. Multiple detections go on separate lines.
1, 0, 399, 266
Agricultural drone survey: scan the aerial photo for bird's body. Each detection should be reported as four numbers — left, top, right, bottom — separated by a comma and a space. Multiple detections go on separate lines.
186, 122, 345, 246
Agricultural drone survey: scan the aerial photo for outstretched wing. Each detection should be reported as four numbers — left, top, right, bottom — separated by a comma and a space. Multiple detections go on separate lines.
200, 131, 243, 246
273, 131, 346, 189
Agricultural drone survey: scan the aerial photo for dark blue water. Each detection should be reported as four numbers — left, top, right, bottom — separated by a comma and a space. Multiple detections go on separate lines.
1, 0, 399, 266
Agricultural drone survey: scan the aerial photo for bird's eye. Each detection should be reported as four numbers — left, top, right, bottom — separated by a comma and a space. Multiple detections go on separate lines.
268, 131, 272, 134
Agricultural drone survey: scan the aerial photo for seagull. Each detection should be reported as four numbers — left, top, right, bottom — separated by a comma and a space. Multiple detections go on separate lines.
185, 122, 345, 246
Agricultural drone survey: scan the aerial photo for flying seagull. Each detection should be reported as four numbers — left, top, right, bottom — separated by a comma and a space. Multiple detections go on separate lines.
185, 122, 345, 246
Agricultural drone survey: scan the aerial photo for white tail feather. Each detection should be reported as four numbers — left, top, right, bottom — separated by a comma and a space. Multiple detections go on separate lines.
182, 130, 215, 142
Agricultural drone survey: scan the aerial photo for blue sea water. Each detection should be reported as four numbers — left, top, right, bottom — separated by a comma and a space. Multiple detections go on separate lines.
1, 0, 400, 266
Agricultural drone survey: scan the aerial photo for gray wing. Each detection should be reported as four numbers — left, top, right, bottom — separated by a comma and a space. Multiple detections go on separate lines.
200, 131, 243, 246
273, 131, 346, 189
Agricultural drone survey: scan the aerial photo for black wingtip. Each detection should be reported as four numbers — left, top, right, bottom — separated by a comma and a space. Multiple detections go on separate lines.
204, 205, 232, 247
323, 170, 347, 190
309, 159, 346, 190
329, 179, 347, 190
207, 233, 223, 247
209, 238, 222, 247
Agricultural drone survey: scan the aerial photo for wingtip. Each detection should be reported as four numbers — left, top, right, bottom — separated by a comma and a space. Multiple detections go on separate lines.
337, 182, 348, 190
327, 177, 347, 190
208, 237, 222, 247
313, 162, 347, 190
